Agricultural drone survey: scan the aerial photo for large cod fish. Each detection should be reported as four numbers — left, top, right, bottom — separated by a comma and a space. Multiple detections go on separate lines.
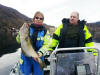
19, 23, 46, 69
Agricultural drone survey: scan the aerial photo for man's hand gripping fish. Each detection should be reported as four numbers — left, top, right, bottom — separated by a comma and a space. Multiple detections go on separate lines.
19, 23, 46, 69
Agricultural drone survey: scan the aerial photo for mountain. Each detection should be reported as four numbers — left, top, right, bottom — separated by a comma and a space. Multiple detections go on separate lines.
87, 21, 100, 42
0, 4, 32, 28
89, 21, 100, 25
0, 4, 32, 57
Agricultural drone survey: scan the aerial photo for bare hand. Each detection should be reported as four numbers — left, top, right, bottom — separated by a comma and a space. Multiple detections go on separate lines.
49, 51, 53, 54
33, 54, 41, 62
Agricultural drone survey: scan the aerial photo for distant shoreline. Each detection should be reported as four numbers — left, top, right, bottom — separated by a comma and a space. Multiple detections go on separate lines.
94, 40, 100, 43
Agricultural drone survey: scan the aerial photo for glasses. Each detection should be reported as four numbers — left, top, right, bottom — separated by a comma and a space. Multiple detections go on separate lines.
35, 17, 44, 20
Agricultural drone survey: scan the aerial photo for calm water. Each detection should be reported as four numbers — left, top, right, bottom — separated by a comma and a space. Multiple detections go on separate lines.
0, 49, 21, 75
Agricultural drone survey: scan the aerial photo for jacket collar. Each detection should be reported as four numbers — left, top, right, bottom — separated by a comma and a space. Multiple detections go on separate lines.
62, 18, 86, 25
30, 23, 44, 31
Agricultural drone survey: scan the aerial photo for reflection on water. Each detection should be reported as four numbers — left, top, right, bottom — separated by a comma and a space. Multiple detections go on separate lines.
0, 48, 21, 75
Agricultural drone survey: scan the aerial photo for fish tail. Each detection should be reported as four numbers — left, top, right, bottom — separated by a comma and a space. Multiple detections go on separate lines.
38, 58, 46, 69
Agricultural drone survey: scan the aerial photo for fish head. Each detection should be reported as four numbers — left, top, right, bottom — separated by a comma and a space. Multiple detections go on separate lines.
19, 23, 30, 38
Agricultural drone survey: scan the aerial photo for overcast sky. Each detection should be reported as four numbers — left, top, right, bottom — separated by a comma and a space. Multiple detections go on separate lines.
0, 0, 100, 27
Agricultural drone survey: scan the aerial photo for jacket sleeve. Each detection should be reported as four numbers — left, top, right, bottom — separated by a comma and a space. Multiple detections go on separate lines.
16, 32, 21, 44
48, 24, 63, 51
38, 30, 51, 56
84, 25, 97, 56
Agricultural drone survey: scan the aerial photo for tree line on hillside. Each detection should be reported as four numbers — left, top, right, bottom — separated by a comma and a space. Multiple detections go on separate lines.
87, 22, 100, 42
0, 4, 32, 57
